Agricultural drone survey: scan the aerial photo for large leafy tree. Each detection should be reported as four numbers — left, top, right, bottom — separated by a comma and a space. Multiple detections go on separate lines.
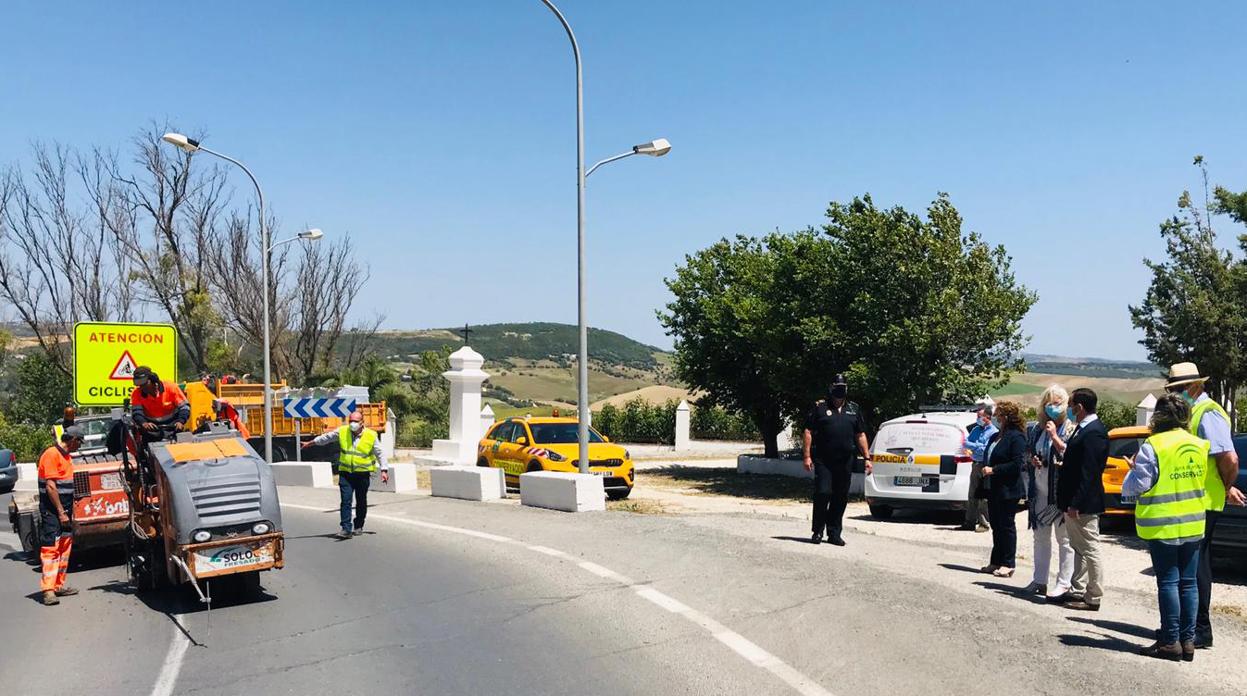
659, 194, 1034, 456
1130, 157, 1247, 411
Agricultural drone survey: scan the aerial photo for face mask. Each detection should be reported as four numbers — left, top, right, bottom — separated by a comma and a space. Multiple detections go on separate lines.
350, 422, 363, 434
830, 386, 847, 400
978, 415, 989, 426
1179, 390, 1196, 406
1044, 404, 1062, 420
1067, 407, 1078, 422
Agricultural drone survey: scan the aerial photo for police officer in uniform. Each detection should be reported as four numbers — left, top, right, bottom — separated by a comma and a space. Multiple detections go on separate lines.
803, 374, 872, 546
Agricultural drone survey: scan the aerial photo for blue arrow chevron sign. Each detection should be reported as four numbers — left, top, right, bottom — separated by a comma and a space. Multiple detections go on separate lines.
283, 397, 356, 419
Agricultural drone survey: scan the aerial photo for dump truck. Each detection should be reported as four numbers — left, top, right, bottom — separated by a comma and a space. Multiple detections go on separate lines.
116, 411, 284, 597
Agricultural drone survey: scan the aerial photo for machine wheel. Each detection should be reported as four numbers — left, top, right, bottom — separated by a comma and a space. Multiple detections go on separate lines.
868, 504, 894, 519
526, 460, 544, 473
126, 529, 168, 592
14, 509, 39, 554
607, 488, 632, 501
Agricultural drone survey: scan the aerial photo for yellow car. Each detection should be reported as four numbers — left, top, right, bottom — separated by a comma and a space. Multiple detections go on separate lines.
477, 417, 635, 499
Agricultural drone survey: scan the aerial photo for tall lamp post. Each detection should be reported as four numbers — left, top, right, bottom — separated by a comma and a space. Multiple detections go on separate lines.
538, 1, 672, 474
161, 133, 304, 464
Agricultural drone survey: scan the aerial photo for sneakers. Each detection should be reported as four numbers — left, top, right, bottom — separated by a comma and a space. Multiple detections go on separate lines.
42, 591, 60, 606
334, 530, 353, 540
1139, 641, 1182, 661
54, 586, 79, 597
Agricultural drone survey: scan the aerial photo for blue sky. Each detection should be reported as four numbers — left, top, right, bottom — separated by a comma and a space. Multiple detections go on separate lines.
3, 1, 1246, 361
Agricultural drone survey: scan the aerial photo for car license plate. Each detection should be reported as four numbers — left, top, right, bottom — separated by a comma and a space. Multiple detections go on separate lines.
1119, 494, 1138, 505
99, 472, 122, 490
894, 476, 925, 487
194, 542, 273, 573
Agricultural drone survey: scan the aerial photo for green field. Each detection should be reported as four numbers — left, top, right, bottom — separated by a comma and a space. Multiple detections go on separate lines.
489, 365, 660, 405
990, 382, 1045, 397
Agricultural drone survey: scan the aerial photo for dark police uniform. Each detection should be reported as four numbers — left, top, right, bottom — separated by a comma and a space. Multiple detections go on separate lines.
804, 398, 866, 538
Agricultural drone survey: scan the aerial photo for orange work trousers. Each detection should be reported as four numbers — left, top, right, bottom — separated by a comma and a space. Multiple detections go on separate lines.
40, 534, 73, 592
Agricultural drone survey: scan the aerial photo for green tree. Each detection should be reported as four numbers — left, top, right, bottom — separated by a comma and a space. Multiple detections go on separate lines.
1130, 158, 1247, 412
659, 194, 1034, 455
8, 352, 74, 424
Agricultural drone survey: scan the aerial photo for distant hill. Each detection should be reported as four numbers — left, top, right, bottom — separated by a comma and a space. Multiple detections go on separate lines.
1022, 353, 1161, 380
371, 322, 664, 369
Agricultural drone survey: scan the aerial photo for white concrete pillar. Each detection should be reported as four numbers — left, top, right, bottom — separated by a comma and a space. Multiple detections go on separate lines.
674, 400, 691, 451
480, 404, 495, 438
1137, 393, 1157, 427
430, 346, 489, 465
775, 421, 795, 452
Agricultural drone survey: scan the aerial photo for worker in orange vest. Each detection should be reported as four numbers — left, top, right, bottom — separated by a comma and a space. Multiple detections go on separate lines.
213, 399, 251, 439
130, 366, 190, 435
38, 425, 85, 605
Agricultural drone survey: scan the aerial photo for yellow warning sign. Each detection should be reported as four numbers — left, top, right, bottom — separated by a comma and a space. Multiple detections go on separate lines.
73, 322, 178, 406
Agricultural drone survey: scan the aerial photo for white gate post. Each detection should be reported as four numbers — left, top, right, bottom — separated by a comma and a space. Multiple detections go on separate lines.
674, 400, 691, 451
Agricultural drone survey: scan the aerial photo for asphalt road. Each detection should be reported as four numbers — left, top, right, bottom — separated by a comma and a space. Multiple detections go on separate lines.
2, 488, 1245, 696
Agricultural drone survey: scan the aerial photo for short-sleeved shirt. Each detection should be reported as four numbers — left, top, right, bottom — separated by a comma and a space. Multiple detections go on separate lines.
803, 399, 866, 461
37, 445, 73, 482
132, 380, 188, 422
1195, 395, 1234, 456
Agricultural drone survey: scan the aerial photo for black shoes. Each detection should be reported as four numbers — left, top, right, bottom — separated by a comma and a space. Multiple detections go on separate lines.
1063, 600, 1101, 612
810, 533, 822, 545
1048, 592, 1082, 605
828, 533, 846, 546
1193, 632, 1213, 649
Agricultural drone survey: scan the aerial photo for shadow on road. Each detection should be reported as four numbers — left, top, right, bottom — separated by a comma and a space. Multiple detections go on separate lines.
1057, 632, 1141, 654
1066, 616, 1155, 640
846, 510, 964, 526
771, 535, 822, 545
974, 580, 1045, 602
937, 563, 985, 574
639, 466, 811, 502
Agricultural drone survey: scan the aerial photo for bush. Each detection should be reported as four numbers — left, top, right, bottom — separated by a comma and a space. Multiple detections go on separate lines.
691, 404, 760, 441
0, 415, 53, 461
396, 418, 446, 448
593, 399, 760, 444
1096, 399, 1135, 431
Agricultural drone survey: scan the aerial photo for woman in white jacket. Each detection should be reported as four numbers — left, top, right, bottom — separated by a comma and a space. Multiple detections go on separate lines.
1024, 385, 1076, 597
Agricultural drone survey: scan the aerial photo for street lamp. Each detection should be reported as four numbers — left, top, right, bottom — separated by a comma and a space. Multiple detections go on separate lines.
539, 1, 672, 474
271, 228, 325, 249
161, 132, 278, 464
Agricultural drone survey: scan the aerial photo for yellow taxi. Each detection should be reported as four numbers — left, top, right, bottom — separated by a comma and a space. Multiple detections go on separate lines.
477, 417, 635, 499
1103, 425, 1150, 516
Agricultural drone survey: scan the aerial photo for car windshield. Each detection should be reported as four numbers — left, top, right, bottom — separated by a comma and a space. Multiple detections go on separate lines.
1108, 436, 1143, 459
529, 423, 604, 444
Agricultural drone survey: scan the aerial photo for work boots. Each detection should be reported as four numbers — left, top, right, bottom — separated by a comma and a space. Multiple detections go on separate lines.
54, 586, 79, 597
1139, 641, 1182, 661
42, 591, 60, 606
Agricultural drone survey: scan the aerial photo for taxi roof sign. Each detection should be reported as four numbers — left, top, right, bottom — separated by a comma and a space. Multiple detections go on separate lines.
73, 322, 178, 406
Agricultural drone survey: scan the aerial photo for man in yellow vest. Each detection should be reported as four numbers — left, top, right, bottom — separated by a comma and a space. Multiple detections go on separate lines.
1162, 362, 1245, 649
1123, 392, 1209, 660
303, 411, 389, 539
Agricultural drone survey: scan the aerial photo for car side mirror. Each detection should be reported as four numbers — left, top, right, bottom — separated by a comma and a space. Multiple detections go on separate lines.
601, 435, 610, 442
516, 436, 528, 446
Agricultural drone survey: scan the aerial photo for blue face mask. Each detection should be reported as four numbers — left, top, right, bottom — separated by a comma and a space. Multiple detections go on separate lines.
1044, 404, 1062, 420
1067, 407, 1078, 422
1179, 390, 1196, 406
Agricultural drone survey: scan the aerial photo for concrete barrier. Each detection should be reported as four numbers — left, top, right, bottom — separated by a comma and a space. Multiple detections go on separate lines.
271, 461, 334, 488
374, 462, 420, 493
737, 455, 864, 495
519, 471, 605, 512
430, 466, 505, 501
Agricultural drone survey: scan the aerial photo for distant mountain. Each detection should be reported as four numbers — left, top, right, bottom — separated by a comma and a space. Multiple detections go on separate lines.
371, 322, 665, 369
1022, 353, 1161, 380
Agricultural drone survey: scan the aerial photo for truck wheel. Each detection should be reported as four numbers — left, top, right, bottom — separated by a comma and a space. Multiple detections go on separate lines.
868, 504, 894, 519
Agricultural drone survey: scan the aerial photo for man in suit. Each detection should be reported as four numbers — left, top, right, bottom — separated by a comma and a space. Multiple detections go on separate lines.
1051, 387, 1108, 610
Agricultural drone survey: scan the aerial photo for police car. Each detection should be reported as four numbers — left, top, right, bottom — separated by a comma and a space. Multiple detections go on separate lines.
864, 411, 978, 518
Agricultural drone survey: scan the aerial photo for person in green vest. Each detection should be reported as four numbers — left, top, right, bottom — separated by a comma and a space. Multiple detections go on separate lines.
303, 410, 389, 539
1161, 362, 1245, 649
1123, 393, 1209, 661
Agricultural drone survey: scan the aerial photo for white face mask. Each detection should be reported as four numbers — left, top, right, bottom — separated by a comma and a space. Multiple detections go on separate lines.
349, 422, 363, 434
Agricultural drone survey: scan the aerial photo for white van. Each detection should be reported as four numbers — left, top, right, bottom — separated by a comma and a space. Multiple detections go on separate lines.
864, 411, 978, 518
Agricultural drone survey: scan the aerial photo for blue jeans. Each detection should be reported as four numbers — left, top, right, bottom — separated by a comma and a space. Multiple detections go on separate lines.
1148, 539, 1200, 644
339, 471, 371, 533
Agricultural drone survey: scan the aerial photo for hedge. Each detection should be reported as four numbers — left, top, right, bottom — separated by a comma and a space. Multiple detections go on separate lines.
593, 398, 759, 444
0, 417, 54, 461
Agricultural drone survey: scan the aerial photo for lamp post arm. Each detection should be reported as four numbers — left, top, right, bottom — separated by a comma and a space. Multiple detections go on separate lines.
268, 236, 303, 253
586, 150, 637, 178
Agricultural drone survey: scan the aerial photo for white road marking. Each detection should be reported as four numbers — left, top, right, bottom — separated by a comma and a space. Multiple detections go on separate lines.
150, 616, 191, 696
281, 501, 835, 696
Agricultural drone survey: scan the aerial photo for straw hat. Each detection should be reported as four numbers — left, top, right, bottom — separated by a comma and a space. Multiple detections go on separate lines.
1165, 362, 1207, 389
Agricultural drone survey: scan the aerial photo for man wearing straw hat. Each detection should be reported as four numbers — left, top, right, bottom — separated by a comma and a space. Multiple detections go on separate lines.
1163, 362, 1246, 649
